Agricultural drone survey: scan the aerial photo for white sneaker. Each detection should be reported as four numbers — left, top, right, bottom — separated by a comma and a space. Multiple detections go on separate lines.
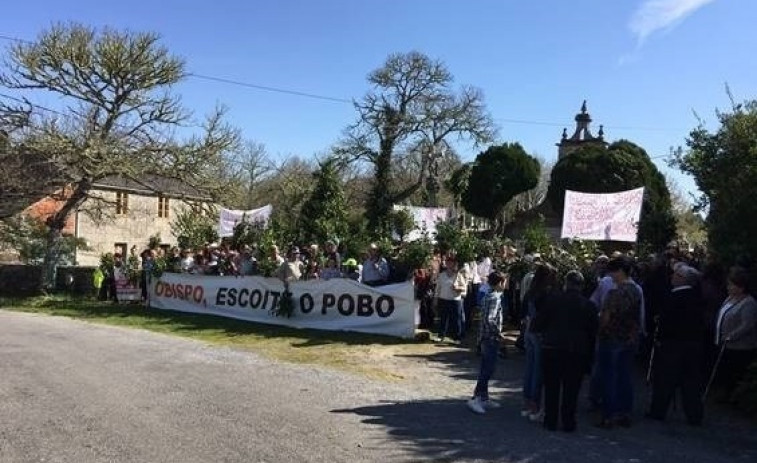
467, 398, 486, 415
520, 409, 531, 418
529, 411, 544, 422
483, 400, 501, 410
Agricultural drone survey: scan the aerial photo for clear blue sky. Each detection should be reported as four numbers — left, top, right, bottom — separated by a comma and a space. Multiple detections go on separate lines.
2, 0, 755, 197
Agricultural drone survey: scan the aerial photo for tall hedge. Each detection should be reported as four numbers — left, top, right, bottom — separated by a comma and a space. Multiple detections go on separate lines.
547, 140, 676, 250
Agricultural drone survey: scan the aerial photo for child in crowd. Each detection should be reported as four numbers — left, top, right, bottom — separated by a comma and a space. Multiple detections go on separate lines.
468, 272, 508, 414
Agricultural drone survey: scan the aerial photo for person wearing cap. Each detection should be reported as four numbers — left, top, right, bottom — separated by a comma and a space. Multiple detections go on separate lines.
532, 270, 598, 432
343, 258, 361, 282
647, 264, 705, 425
362, 243, 389, 287
275, 246, 303, 282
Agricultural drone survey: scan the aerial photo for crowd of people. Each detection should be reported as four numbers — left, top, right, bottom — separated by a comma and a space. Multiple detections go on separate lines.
96, 239, 402, 302
463, 249, 757, 433
95, 236, 757, 433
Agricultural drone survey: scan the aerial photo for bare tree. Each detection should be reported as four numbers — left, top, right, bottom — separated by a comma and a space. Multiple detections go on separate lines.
0, 23, 237, 289
338, 51, 496, 234
230, 140, 272, 209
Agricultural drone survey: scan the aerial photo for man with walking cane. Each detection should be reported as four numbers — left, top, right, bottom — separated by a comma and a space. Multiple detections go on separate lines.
647, 265, 705, 425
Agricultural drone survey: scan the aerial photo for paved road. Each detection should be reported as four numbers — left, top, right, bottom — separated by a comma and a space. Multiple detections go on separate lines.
0, 311, 755, 463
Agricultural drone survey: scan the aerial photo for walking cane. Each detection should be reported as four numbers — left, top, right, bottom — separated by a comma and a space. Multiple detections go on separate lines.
646, 342, 656, 384
703, 340, 729, 401
646, 316, 660, 384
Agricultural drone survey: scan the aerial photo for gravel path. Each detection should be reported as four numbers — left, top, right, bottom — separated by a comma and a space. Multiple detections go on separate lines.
0, 310, 754, 463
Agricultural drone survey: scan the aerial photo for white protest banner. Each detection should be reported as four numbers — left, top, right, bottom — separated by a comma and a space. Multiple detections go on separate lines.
560, 187, 645, 242
114, 267, 140, 302
218, 205, 273, 238
149, 273, 416, 339
392, 205, 449, 242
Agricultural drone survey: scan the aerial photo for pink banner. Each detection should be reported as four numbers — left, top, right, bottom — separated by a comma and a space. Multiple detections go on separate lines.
560, 188, 644, 242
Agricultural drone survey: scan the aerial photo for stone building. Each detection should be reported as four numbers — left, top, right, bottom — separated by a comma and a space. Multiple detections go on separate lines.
557, 100, 607, 159
505, 101, 607, 240
23, 175, 210, 266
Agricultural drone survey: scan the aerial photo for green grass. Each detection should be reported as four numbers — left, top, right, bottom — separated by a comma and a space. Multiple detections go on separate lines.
0, 296, 436, 380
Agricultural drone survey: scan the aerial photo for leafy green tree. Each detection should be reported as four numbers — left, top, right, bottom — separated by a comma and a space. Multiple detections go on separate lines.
445, 163, 472, 211
300, 158, 348, 245
462, 143, 540, 233
0, 216, 88, 264
171, 206, 219, 250
390, 208, 416, 242
0, 23, 237, 289
671, 99, 757, 262
548, 140, 676, 250
339, 51, 496, 235
667, 178, 706, 247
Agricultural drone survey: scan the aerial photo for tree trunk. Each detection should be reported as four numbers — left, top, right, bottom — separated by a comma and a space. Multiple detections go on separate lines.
41, 179, 91, 292
42, 225, 63, 292
368, 152, 392, 234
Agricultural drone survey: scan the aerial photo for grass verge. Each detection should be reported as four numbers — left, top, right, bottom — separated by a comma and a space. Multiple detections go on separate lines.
0, 296, 436, 380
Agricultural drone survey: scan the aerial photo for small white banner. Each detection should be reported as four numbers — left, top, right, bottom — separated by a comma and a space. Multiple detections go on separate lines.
218, 205, 273, 238
392, 205, 449, 242
149, 273, 416, 339
560, 187, 645, 242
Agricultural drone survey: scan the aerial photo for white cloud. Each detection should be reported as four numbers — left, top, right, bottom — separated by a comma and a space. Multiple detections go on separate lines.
629, 0, 717, 44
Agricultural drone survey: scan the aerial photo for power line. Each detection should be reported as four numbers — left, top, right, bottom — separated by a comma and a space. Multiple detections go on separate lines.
0, 92, 67, 116
188, 73, 352, 104
0, 32, 687, 132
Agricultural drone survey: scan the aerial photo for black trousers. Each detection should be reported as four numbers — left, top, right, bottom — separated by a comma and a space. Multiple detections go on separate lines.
717, 348, 756, 394
542, 348, 586, 431
650, 340, 704, 424
463, 283, 479, 335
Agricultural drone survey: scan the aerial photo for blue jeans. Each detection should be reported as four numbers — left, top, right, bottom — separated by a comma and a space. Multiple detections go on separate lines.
523, 332, 543, 406
597, 340, 635, 419
438, 299, 463, 340
474, 338, 500, 400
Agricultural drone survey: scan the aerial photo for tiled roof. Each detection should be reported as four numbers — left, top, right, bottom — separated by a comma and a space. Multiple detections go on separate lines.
93, 174, 210, 200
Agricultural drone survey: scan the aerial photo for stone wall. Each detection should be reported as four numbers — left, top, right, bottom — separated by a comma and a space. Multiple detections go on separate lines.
0, 265, 99, 298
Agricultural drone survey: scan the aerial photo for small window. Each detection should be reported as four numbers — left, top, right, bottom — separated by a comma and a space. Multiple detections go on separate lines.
158, 196, 170, 218
114, 242, 127, 258
116, 192, 129, 215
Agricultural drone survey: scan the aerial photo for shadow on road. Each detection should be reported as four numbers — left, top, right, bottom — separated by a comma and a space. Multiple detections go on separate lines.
332, 395, 757, 463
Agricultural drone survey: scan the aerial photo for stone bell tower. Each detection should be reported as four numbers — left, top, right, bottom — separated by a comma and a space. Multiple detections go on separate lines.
557, 100, 607, 159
